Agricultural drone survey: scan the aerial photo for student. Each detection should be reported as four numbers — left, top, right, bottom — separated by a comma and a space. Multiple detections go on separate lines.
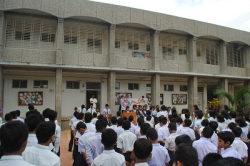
22, 121, 60, 166
77, 122, 95, 166
157, 105, 168, 118
208, 121, 219, 148
176, 117, 184, 133
78, 105, 86, 113
135, 117, 145, 139
151, 106, 157, 117
154, 115, 163, 132
108, 116, 118, 130
137, 105, 143, 117
145, 110, 154, 127
198, 119, 209, 135
157, 116, 170, 145
202, 153, 222, 166
0, 121, 34, 166
172, 143, 199, 166
243, 112, 250, 128
140, 123, 151, 139
235, 117, 248, 141
180, 109, 187, 121
179, 119, 195, 141
146, 128, 170, 166
192, 126, 217, 166
231, 127, 248, 164
69, 111, 79, 152
194, 110, 203, 134
91, 112, 98, 125
124, 106, 131, 113
4, 113, 13, 123
91, 129, 126, 166
15, 110, 24, 123
142, 105, 148, 117
87, 103, 96, 115
217, 115, 227, 132
102, 104, 111, 117
132, 138, 152, 166
229, 111, 236, 123
129, 115, 137, 133
116, 118, 125, 137
117, 120, 137, 164
49, 110, 61, 156
42, 108, 51, 121
208, 110, 217, 122
84, 113, 96, 132
175, 135, 193, 151
221, 110, 230, 125
165, 122, 179, 166
117, 111, 121, 119
131, 105, 138, 113
85, 119, 106, 165
10, 110, 18, 121
217, 131, 241, 159
211, 157, 245, 166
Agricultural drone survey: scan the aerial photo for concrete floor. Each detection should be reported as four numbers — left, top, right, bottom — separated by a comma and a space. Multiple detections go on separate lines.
60, 130, 74, 166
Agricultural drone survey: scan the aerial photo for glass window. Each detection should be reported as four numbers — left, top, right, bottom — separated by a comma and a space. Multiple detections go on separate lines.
164, 84, 174, 91
115, 82, 120, 90
128, 83, 139, 90
34, 80, 48, 88
86, 82, 101, 90
146, 84, 151, 91
180, 85, 188, 91
13, 80, 27, 88
66, 81, 80, 89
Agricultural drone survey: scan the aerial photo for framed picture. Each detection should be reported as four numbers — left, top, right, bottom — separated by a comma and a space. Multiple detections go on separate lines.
172, 94, 187, 105
146, 93, 164, 105
18, 91, 43, 106
115, 92, 132, 105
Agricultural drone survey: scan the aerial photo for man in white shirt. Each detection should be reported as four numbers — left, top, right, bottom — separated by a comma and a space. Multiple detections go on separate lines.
87, 103, 96, 115
157, 116, 170, 145
91, 113, 98, 125
90, 95, 97, 109
0, 121, 34, 166
157, 106, 168, 118
78, 105, 86, 114
23, 121, 60, 166
102, 104, 111, 117
179, 119, 196, 141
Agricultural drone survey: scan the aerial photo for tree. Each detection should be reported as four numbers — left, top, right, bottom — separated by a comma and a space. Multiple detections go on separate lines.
214, 87, 250, 112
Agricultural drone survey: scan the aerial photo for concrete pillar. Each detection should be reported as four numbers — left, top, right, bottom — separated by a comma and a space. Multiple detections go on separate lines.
150, 31, 160, 70
245, 47, 250, 77
203, 84, 207, 112
151, 74, 160, 106
56, 18, 64, 64
108, 24, 116, 68
55, 69, 62, 124
0, 67, 3, 116
0, 11, 5, 61
188, 76, 198, 113
219, 41, 228, 75
107, 71, 116, 115
218, 78, 229, 109
188, 37, 197, 73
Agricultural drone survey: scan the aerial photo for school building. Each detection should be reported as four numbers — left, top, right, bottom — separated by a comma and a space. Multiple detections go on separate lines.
0, 0, 250, 122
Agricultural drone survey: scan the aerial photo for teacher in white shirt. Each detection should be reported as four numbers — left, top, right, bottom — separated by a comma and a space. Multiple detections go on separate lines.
90, 95, 97, 109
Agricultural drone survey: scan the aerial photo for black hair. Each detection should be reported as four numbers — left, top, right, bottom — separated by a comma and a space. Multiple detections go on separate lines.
48, 110, 57, 121
146, 128, 158, 140
10, 111, 17, 118
25, 114, 44, 132
5, 113, 12, 121
140, 123, 151, 135
228, 122, 237, 130
201, 119, 209, 127
159, 117, 167, 125
117, 111, 121, 116
217, 115, 225, 123
224, 105, 229, 110
128, 115, 134, 122
229, 111, 236, 118
146, 110, 152, 121
176, 117, 183, 124
102, 129, 117, 148
76, 122, 87, 130
77, 113, 84, 120
202, 153, 222, 166
26, 109, 42, 118
175, 135, 193, 146
243, 112, 250, 122
74, 112, 79, 119
209, 110, 216, 119
137, 117, 145, 127
85, 113, 92, 123
111, 116, 117, 124
172, 112, 178, 118
185, 112, 190, 119
248, 132, 250, 139
196, 111, 203, 119
235, 117, 247, 127
36, 121, 55, 143
181, 109, 186, 114
232, 127, 242, 137
217, 131, 235, 145
172, 108, 177, 113
16, 110, 21, 116
168, 122, 177, 131
221, 110, 229, 120
161, 105, 166, 110
170, 118, 176, 123
0, 121, 28, 153
28, 105, 34, 110
184, 119, 191, 127
95, 119, 107, 132
93, 112, 97, 118
173, 143, 198, 166
202, 126, 214, 138
134, 138, 152, 160
123, 120, 130, 130
122, 117, 128, 121
133, 105, 137, 108
209, 121, 218, 131
42, 108, 51, 118
98, 115, 104, 119
117, 118, 124, 126
90, 103, 93, 106
212, 157, 245, 166
193, 105, 199, 110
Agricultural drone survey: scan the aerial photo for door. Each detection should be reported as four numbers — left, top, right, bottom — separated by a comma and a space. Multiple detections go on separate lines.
198, 92, 203, 111
86, 90, 101, 109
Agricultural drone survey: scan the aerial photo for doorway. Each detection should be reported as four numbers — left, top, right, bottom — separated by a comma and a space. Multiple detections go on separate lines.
86, 82, 101, 109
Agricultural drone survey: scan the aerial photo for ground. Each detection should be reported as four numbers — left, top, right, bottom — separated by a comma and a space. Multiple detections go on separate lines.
60, 130, 74, 166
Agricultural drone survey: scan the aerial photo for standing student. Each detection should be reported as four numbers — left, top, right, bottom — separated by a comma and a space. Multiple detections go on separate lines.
116, 118, 125, 137
145, 110, 154, 127
108, 116, 118, 130
229, 111, 236, 123
208, 121, 219, 148
192, 127, 217, 166
202, 153, 222, 166
78, 105, 86, 114
0, 121, 34, 166
10, 111, 18, 121
179, 119, 196, 141
22, 121, 60, 166
16, 110, 24, 123
221, 110, 230, 125
102, 104, 111, 118
176, 117, 184, 133
157, 116, 170, 145
194, 110, 203, 139
84, 113, 96, 132
140, 123, 151, 139
198, 119, 209, 135
49, 110, 61, 156
157, 106, 168, 118
235, 117, 249, 142
129, 116, 137, 134
135, 117, 145, 139
87, 103, 96, 115
217, 115, 227, 132
208, 110, 217, 122
69, 111, 79, 152
132, 138, 152, 166
175, 135, 193, 151
91, 113, 98, 125
91, 129, 126, 166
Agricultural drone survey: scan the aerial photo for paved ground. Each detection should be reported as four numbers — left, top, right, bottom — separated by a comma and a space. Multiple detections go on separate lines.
60, 130, 74, 166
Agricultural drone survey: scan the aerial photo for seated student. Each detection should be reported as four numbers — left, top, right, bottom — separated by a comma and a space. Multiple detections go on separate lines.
49, 110, 61, 156
0, 121, 34, 166
198, 119, 209, 135
117, 120, 137, 164
145, 110, 154, 127
235, 117, 249, 142
165, 122, 179, 166
85, 119, 106, 165
229, 111, 236, 123
22, 121, 60, 166
208, 121, 219, 148
140, 123, 151, 139
135, 117, 145, 139
202, 153, 222, 166
84, 113, 96, 132
129, 115, 137, 134
91, 113, 98, 125
217, 115, 227, 132
208, 110, 217, 122
108, 116, 118, 130
175, 135, 193, 151
146, 128, 170, 166
157, 116, 170, 145
87, 103, 96, 115
231, 127, 248, 164
91, 129, 126, 166
172, 143, 199, 166
192, 126, 217, 166
15, 110, 24, 123
178, 119, 196, 141
77, 122, 95, 166
116, 118, 125, 137
132, 138, 152, 166
131, 105, 138, 113
217, 131, 241, 159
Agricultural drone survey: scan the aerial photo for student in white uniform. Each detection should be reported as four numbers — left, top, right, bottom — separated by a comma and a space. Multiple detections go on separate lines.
176, 117, 184, 134
208, 110, 217, 122
179, 119, 196, 141
129, 116, 137, 133
108, 116, 118, 130
84, 113, 96, 133
0, 121, 34, 166
157, 105, 168, 118
49, 110, 61, 156
194, 110, 203, 134
193, 127, 217, 166
140, 123, 151, 139
102, 104, 111, 117
16, 110, 24, 123
144, 110, 154, 127
208, 121, 219, 148
235, 117, 249, 141
91, 113, 98, 125
78, 105, 86, 113
217, 115, 227, 132
175, 135, 193, 151
229, 111, 236, 123
132, 138, 152, 166
135, 117, 144, 139
87, 103, 96, 115
69, 111, 79, 152
22, 121, 60, 166
157, 116, 170, 145
116, 118, 125, 137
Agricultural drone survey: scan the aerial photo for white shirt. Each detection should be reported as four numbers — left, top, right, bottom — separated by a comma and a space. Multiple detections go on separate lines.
53, 124, 61, 153
107, 124, 117, 131
229, 118, 235, 123
17, 117, 25, 123
155, 123, 161, 132
208, 117, 216, 122
135, 127, 141, 139
87, 108, 96, 115
86, 133, 104, 164
158, 125, 170, 141
210, 132, 218, 148
23, 144, 60, 166
85, 122, 96, 133
135, 163, 149, 166
115, 126, 124, 137
165, 133, 179, 151
78, 107, 86, 113
193, 137, 217, 166
27, 134, 38, 147
177, 124, 184, 134
157, 111, 168, 118
78, 130, 95, 153
117, 130, 137, 153
102, 108, 111, 115
241, 126, 248, 141
179, 127, 196, 140
194, 119, 202, 130
148, 143, 170, 166
91, 149, 126, 166
221, 147, 242, 160
217, 122, 227, 132
69, 117, 77, 126
91, 118, 98, 125
72, 120, 84, 138
232, 137, 248, 158
130, 122, 137, 134
90, 98, 97, 108
0, 155, 34, 166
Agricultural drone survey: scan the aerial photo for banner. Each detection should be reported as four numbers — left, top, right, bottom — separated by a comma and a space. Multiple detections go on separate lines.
120, 98, 148, 110
132, 51, 151, 58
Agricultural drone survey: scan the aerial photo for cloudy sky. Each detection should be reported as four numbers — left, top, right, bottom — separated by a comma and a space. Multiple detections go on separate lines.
91, 0, 250, 32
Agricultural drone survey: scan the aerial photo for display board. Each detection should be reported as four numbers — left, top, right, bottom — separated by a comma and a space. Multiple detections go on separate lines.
18, 91, 43, 106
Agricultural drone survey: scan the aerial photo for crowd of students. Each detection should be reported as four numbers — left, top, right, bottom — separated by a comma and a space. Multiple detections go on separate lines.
0, 103, 249, 166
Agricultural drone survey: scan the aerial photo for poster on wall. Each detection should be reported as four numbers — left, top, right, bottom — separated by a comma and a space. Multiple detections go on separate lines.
172, 94, 187, 105
132, 51, 151, 58
115, 92, 132, 105
120, 98, 148, 110
146, 93, 164, 105
18, 91, 43, 106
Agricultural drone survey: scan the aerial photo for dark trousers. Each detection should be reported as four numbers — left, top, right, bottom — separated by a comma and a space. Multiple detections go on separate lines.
68, 131, 74, 151
73, 139, 78, 166
168, 150, 174, 166
124, 152, 132, 163
52, 142, 60, 156
76, 152, 88, 166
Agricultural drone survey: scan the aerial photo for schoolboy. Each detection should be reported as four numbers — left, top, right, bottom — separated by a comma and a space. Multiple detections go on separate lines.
129, 115, 137, 134
176, 117, 184, 133
91, 129, 126, 166
108, 116, 118, 130
49, 110, 61, 156
194, 110, 203, 133
217, 115, 227, 132
202, 153, 222, 166
140, 123, 151, 139
102, 104, 111, 116
135, 117, 145, 139
91, 112, 98, 125
208, 121, 219, 147
198, 119, 209, 135
192, 126, 217, 166
229, 111, 236, 123
87, 103, 96, 115
69, 111, 79, 152
22, 121, 60, 166
217, 131, 241, 159
84, 113, 96, 132
10, 110, 18, 121
179, 119, 195, 141
223, 122, 237, 132
0, 121, 34, 166
16, 110, 24, 123
117, 111, 121, 119
146, 128, 170, 166
133, 138, 152, 166
175, 135, 193, 151
157, 105, 168, 118
157, 116, 170, 145
4, 113, 12, 123
116, 118, 124, 137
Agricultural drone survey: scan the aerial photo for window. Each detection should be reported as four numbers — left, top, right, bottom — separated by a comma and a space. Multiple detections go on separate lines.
15, 31, 30, 41
179, 41, 187, 55
146, 84, 151, 91
66, 81, 80, 89
180, 85, 188, 91
115, 82, 120, 90
227, 45, 244, 68
34, 80, 48, 88
205, 45, 219, 65
41, 33, 55, 42
128, 42, 139, 50
198, 87, 204, 92
64, 35, 77, 44
87, 39, 102, 54
146, 45, 150, 52
115, 40, 120, 49
86, 82, 101, 90
12, 80, 27, 88
164, 84, 174, 91
162, 41, 173, 55
128, 83, 139, 90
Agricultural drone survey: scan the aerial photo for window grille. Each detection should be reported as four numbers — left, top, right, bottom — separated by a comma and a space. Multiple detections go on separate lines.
128, 83, 139, 90
179, 41, 187, 55
12, 80, 27, 88
227, 45, 244, 68
196, 40, 219, 65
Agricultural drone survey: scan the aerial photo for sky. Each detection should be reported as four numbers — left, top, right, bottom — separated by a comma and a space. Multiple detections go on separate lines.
90, 0, 250, 32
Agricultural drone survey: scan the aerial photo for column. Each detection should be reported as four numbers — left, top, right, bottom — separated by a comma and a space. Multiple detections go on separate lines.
245, 47, 250, 77
188, 76, 198, 113
150, 31, 160, 70
108, 24, 116, 68
107, 71, 116, 115
55, 69, 62, 124
219, 41, 228, 75
203, 84, 207, 112
56, 18, 64, 64
151, 74, 160, 106
218, 78, 229, 109
0, 67, 3, 113
0, 11, 5, 60
187, 36, 197, 73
